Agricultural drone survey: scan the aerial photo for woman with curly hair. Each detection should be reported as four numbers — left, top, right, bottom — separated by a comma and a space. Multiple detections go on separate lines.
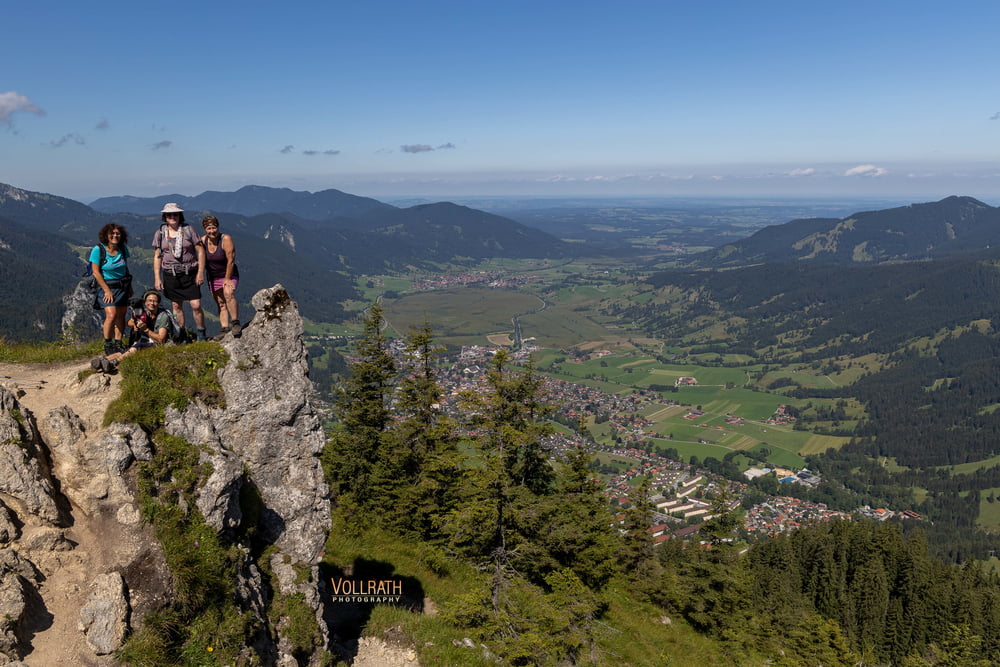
90, 222, 132, 356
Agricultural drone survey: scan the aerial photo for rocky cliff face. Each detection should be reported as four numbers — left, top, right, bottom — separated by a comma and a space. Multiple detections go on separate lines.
0, 284, 331, 665
60, 280, 104, 342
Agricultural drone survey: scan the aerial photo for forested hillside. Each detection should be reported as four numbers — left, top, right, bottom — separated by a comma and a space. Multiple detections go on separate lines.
0, 216, 87, 339
628, 250, 1000, 564
687, 196, 1000, 267
318, 306, 1000, 665
642, 251, 1000, 359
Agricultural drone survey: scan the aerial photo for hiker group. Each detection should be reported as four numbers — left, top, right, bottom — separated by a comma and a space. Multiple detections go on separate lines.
89, 203, 241, 371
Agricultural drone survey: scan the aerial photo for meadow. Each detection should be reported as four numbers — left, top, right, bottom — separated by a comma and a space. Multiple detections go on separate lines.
331, 266, 854, 476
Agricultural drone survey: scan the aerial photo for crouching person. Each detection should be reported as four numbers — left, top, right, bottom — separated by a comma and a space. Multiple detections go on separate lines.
91, 289, 172, 373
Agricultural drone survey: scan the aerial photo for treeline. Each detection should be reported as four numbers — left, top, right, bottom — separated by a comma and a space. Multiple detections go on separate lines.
322, 306, 1000, 665
746, 520, 1000, 666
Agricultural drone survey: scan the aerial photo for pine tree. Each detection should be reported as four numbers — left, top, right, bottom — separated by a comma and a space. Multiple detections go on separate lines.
390, 322, 465, 539
517, 447, 621, 589
322, 303, 396, 517
621, 476, 656, 576
447, 349, 555, 612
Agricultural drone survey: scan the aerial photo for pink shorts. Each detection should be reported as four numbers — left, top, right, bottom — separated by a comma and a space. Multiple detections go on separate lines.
209, 276, 239, 294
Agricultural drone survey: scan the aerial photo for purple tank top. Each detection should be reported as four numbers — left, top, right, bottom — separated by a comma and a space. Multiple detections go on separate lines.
204, 237, 239, 281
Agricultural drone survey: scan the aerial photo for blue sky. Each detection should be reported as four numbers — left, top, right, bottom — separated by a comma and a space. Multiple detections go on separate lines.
3, 1, 999, 203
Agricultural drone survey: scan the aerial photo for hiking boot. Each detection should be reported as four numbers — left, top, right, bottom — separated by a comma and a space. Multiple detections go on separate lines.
91, 357, 104, 371
231, 320, 242, 338
213, 327, 230, 342
112, 340, 127, 354
100, 357, 118, 373
103, 341, 116, 356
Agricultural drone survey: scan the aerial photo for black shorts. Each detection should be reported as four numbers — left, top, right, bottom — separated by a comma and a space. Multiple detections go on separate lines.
162, 269, 202, 302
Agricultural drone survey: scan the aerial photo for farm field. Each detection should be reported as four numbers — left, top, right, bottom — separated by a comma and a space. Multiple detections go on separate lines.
382, 286, 622, 349
978, 489, 1000, 533
944, 453, 1000, 476
537, 349, 850, 468
382, 288, 540, 344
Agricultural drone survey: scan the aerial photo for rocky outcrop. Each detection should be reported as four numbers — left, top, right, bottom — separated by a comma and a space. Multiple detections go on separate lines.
164, 284, 332, 662
0, 391, 63, 525
60, 280, 103, 342
78, 572, 129, 655
0, 284, 333, 665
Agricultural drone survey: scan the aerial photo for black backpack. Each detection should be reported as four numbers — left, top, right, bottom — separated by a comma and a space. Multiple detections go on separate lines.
82, 245, 107, 289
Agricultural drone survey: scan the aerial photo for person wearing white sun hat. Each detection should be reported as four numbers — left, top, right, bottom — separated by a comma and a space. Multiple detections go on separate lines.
152, 203, 207, 340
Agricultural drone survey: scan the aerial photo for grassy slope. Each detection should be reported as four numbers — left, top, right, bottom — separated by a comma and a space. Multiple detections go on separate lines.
321, 522, 750, 666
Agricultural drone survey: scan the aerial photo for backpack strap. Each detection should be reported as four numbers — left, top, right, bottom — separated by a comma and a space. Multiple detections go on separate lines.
159, 223, 194, 257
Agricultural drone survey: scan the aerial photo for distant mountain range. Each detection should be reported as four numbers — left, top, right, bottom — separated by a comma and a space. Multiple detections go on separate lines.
8, 182, 1000, 342
88, 185, 572, 269
90, 185, 394, 221
0, 183, 572, 340
685, 196, 1000, 267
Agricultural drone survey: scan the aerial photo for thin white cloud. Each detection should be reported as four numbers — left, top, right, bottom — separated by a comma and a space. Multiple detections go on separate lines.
322, 149, 340, 155
47, 133, 85, 148
436, 142, 456, 150
844, 164, 887, 177
95, 119, 110, 130
302, 149, 341, 156
280, 145, 294, 154
151, 140, 173, 151
401, 144, 433, 153
0, 91, 45, 127
787, 168, 815, 177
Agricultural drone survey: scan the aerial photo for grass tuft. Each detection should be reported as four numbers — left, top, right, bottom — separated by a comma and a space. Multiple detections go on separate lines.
0, 338, 101, 364
103, 342, 228, 429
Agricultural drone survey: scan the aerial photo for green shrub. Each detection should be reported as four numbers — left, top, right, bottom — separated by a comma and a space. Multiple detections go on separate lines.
104, 343, 228, 429
271, 593, 324, 658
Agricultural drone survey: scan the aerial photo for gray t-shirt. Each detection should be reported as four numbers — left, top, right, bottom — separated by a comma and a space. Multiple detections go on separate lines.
152, 224, 201, 268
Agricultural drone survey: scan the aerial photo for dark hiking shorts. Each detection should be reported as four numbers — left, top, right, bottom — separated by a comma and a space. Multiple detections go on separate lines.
163, 269, 202, 302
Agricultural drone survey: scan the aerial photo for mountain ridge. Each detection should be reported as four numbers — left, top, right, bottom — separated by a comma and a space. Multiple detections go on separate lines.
89, 184, 395, 221
686, 195, 1000, 267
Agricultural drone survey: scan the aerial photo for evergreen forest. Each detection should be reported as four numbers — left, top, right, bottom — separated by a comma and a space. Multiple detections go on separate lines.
320, 305, 1000, 666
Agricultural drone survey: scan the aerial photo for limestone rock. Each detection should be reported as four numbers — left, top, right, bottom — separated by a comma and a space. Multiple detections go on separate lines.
60, 280, 102, 342
217, 284, 331, 564
40, 407, 146, 515
77, 572, 129, 655
0, 549, 39, 663
162, 285, 331, 662
164, 284, 330, 563
0, 390, 62, 525
0, 572, 29, 661
0, 500, 20, 544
